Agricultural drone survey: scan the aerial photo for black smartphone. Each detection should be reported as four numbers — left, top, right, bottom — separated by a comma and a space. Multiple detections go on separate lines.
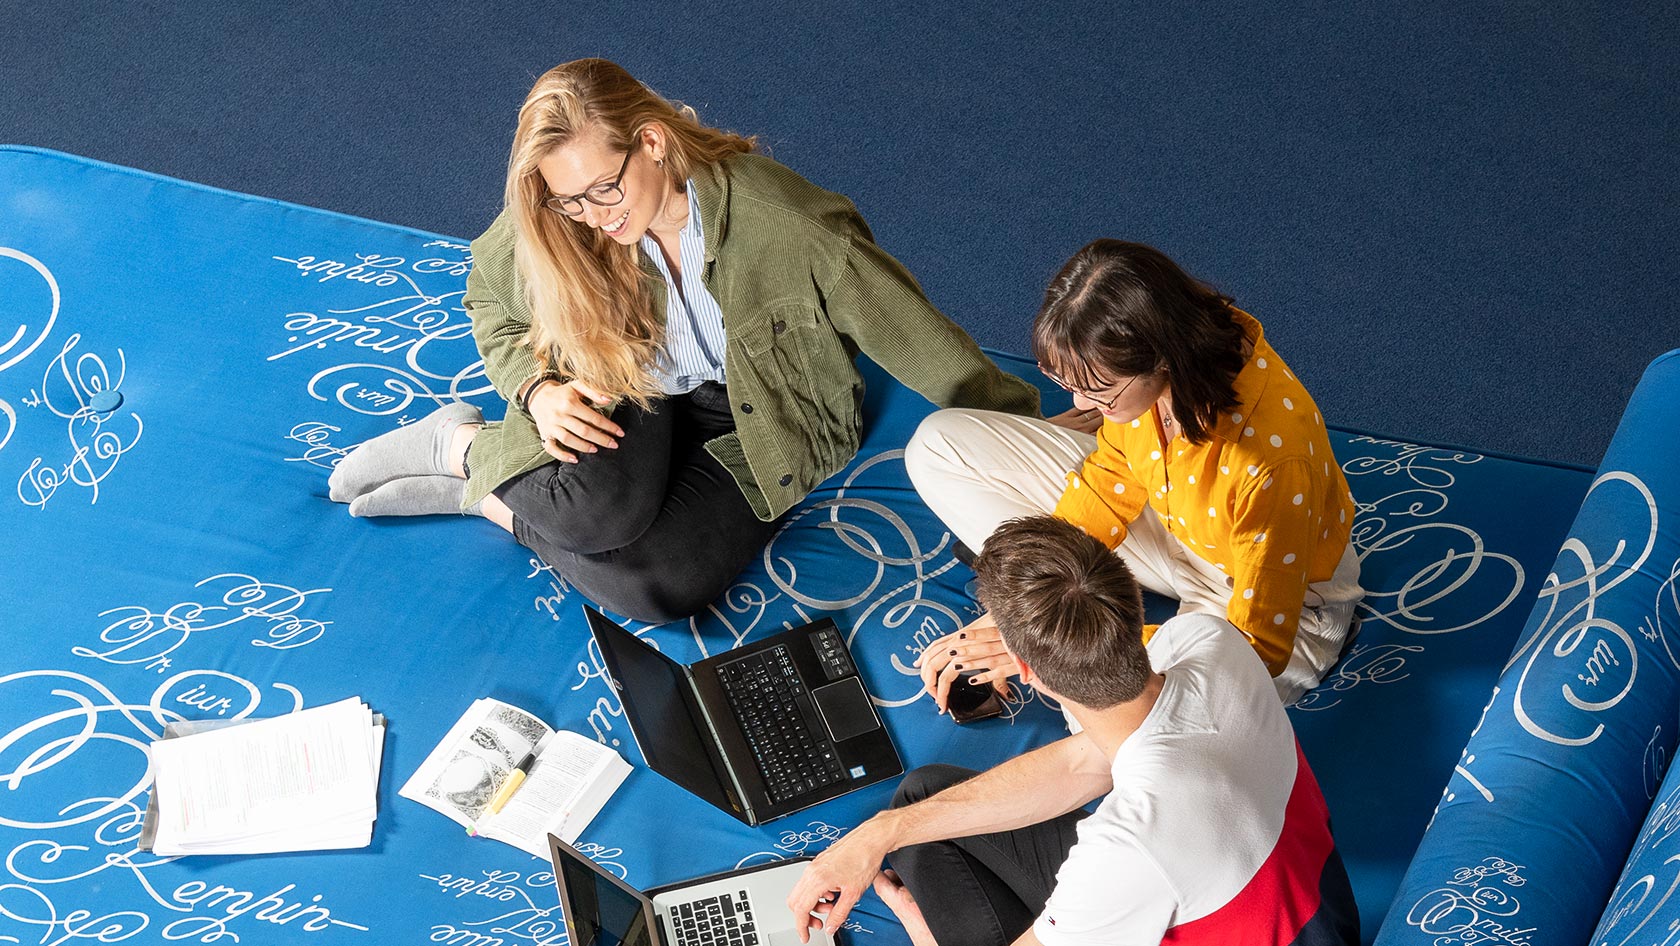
947, 675, 1005, 723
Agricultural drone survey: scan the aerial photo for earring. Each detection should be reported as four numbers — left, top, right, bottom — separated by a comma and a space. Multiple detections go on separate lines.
656, 158, 665, 169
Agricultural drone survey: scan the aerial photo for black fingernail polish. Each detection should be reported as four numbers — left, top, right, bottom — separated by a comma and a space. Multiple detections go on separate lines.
954, 663, 963, 670
949, 649, 957, 655
959, 633, 966, 639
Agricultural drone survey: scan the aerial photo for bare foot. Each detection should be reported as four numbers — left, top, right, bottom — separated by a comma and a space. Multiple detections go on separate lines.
871, 870, 938, 946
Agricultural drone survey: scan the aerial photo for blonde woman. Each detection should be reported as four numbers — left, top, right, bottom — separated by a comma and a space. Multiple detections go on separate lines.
328, 58, 1040, 622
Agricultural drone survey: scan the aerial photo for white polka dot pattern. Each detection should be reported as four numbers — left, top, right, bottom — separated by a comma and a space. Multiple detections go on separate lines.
1045, 311, 1356, 676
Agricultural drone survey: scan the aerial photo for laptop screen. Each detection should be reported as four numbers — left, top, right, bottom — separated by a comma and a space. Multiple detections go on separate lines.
553, 837, 655, 946
585, 608, 736, 813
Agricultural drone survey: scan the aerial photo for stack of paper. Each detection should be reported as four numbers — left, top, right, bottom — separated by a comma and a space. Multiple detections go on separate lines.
144, 697, 385, 856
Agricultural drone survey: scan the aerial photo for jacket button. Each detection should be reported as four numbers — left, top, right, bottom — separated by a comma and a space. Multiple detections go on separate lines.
779, 474, 793, 487
740, 402, 753, 414
772, 320, 787, 335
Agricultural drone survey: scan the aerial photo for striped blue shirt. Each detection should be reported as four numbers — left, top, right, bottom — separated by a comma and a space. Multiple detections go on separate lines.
641, 184, 728, 395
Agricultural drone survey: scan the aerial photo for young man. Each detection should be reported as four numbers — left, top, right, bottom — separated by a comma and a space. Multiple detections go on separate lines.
788, 516, 1358, 946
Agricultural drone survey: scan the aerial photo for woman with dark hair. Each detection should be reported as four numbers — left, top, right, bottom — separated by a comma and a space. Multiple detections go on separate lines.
325, 58, 1041, 622
907, 239, 1362, 704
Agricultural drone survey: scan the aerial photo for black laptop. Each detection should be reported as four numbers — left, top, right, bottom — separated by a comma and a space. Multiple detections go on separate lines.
583, 605, 902, 826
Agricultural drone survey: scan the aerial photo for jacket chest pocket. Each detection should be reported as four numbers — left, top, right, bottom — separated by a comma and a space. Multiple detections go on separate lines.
740, 300, 820, 358
742, 300, 863, 391
731, 301, 860, 466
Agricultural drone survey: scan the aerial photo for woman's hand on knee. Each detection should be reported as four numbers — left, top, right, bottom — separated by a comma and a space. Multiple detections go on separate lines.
915, 612, 1015, 713
528, 380, 625, 463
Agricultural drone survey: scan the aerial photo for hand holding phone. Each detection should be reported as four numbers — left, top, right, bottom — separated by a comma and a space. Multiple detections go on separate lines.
946, 675, 1005, 723
915, 613, 1014, 721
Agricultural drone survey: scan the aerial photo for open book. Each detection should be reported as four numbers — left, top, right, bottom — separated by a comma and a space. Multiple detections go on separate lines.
399, 698, 629, 858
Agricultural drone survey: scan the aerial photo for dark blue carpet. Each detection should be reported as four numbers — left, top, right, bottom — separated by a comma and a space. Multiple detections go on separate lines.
2, 0, 1675, 466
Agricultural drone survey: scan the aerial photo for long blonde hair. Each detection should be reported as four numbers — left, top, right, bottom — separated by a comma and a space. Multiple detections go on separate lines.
505, 58, 755, 405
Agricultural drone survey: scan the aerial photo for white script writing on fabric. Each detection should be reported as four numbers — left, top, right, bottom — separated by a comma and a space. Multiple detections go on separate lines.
1293, 642, 1427, 712
0, 245, 63, 456
1593, 768, 1680, 945
1343, 436, 1526, 639
16, 333, 143, 508
1405, 856, 1533, 945
1507, 472, 1669, 746
0, 669, 344, 942
79, 573, 333, 670
268, 246, 493, 416
284, 420, 353, 470
526, 558, 575, 623
417, 862, 588, 946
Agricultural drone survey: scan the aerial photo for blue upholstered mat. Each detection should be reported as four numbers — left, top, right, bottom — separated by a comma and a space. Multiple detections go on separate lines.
0, 147, 1593, 944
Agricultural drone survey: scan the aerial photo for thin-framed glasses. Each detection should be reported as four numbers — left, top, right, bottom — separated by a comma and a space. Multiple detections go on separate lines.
542, 145, 637, 217
1039, 362, 1144, 411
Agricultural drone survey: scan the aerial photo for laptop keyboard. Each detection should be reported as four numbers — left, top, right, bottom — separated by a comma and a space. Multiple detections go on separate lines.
717, 645, 846, 804
671, 890, 757, 946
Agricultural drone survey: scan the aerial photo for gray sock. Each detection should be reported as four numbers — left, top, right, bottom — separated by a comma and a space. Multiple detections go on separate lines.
348, 475, 483, 518
328, 401, 482, 502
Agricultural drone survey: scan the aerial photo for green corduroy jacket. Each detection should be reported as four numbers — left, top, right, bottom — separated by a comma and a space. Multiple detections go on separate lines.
462, 152, 1041, 520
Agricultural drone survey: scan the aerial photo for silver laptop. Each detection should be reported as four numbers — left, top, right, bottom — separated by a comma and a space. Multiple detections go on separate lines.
549, 834, 837, 946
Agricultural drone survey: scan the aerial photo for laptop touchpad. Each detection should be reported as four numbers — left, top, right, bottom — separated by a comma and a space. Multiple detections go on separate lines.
813, 678, 878, 742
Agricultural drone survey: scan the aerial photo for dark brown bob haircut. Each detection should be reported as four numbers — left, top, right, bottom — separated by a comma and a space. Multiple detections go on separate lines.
973, 516, 1150, 709
1033, 239, 1248, 445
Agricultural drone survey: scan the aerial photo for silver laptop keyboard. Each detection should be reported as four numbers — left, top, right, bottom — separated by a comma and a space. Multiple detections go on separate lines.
670, 889, 757, 946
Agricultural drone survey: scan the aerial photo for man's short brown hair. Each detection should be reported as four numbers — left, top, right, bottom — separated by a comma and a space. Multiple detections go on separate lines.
973, 516, 1151, 708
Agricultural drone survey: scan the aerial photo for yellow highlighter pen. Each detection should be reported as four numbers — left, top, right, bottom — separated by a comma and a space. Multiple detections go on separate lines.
467, 747, 540, 837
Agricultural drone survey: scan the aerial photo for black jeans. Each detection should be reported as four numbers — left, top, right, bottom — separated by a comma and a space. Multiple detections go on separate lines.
494, 382, 779, 623
886, 765, 1087, 946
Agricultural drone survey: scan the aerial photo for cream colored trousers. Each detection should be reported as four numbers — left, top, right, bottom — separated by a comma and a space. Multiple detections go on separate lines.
905, 408, 1362, 704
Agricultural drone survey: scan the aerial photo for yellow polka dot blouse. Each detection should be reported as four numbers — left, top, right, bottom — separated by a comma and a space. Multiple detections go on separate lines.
1051, 310, 1356, 675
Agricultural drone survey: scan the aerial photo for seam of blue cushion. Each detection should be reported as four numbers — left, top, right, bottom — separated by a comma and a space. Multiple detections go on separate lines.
0, 144, 463, 245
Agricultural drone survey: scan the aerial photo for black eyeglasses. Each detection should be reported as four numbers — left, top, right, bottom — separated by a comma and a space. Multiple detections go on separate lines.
1039, 362, 1145, 411
542, 145, 637, 217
